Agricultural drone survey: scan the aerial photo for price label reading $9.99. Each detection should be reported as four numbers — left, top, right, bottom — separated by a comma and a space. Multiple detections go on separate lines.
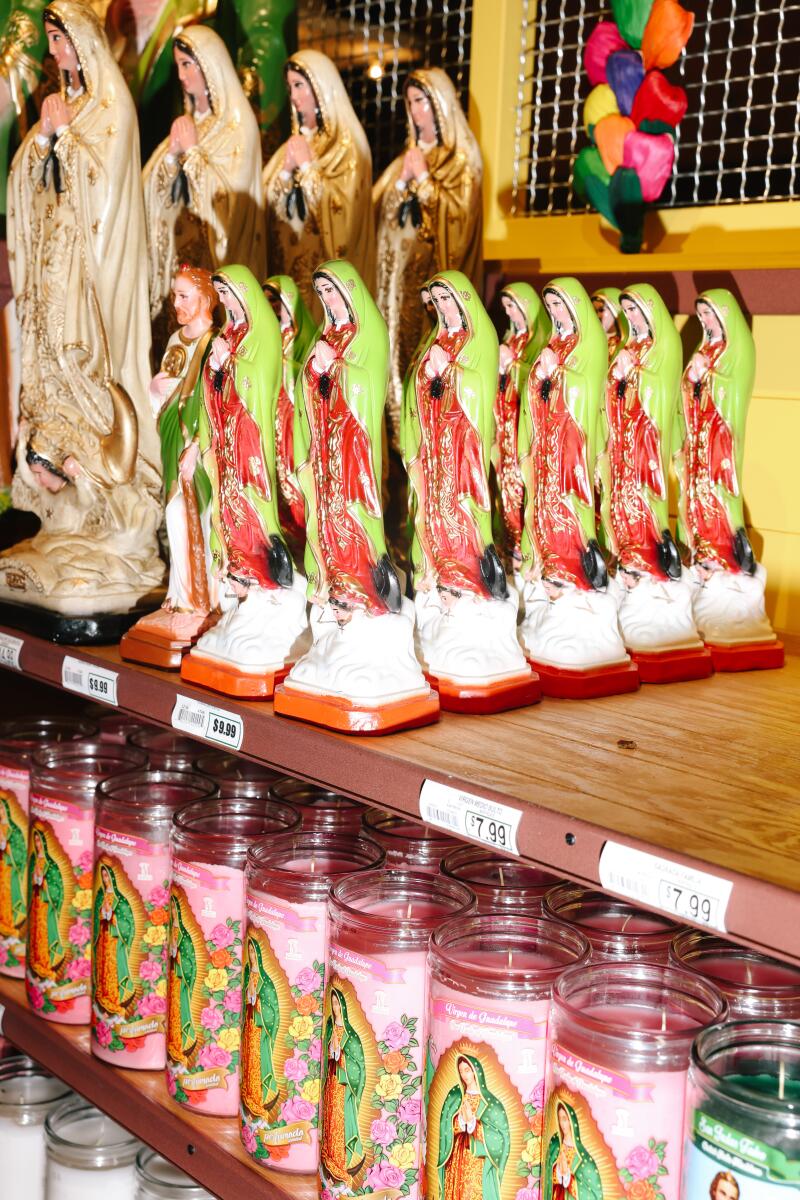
62, 656, 119, 706
419, 779, 522, 856
171, 694, 244, 751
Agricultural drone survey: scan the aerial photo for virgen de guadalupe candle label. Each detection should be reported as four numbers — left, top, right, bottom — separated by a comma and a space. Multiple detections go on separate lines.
0, 764, 29, 977
318, 943, 427, 1200
683, 1108, 800, 1200
425, 985, 550, 1200
166, 858, 244, 1116
545, 1041, 689, 1200
26, 795, 94, 1023
240, 892, 326, 1173
91, 827, 171, 1069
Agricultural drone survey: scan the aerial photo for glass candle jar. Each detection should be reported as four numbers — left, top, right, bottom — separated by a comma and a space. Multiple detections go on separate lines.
683, 1020, 800, 1197
441, 845, 561, 914
0, 1056, 73, 1200
96, 716, 154, 747
545, 883, 681, 961
167, 796, 301, 1115
44, 1098, 140, 1200
361, 810, 458, 871
127, 731, 202, 773
241, 830, 386, 1172
670, 930, 800, 1020
270, 778, 364, 835
0, 717, 97, 978
428, 913, 590, 1197
92, 769, 218, 1069
27, 742, 147, 1024
546, 962, 727, 1200
193, 752, 283, 798
134, 1149, 215, 1200
319, 869, 475, 1199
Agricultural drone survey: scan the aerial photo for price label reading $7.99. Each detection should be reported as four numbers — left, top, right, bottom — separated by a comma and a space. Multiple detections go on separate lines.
171, 694, 244, 751
598, 841, 733, 933
61, 656, 119, 706
419, 779, 522, 855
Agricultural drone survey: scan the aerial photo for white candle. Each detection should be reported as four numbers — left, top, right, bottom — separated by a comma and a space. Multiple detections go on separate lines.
45, 1099, 140, 1200
135, 1148, 215, 1200
0, 1057, 72, 1200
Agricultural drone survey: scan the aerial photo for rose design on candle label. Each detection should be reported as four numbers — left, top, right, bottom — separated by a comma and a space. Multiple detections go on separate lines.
620, 1141, 669, 1200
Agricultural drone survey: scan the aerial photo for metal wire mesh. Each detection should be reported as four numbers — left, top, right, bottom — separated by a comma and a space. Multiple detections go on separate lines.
297, 0, 473, 175
512, 0, 800, 215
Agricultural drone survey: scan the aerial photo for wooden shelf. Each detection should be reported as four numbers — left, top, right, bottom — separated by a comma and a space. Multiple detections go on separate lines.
3, 624, 800, 964
0, 976, 313, 1200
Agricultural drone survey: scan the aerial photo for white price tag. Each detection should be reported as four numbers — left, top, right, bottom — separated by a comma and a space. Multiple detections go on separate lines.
420, 779, 522, 856
61, 656, 119, 706
0, 632, 23, 671
171, 694, 244, 751
598, 841, 733, 933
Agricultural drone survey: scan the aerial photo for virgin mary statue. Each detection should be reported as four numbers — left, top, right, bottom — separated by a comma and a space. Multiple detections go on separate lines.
1, 0, 164, 622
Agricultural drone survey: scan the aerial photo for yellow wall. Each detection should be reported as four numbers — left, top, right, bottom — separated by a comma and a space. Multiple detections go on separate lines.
468, 0, 800, 633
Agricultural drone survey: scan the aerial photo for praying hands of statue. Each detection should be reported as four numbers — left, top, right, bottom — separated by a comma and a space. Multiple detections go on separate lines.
401, 146, 428, 184
612, 348, 635, 381
40, 93, 72, 137
169, 115, 199, 157
209, 335, 230, 372
498, 343, 514, 373
535, 346, 559, 381
312, 338, 336, 373
284, 134, 312, 172
687, 351, 710, 384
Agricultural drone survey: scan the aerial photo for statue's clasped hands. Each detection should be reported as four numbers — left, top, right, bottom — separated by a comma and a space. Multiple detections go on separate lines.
40, 93, 72, 137
169, 115, 199, 157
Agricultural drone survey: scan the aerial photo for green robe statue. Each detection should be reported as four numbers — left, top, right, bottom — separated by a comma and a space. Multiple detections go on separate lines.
0, 793, 26, 932
242, 936, 280, 1109
93, 867, 136, 1010
169, 894, 198, 1060
320, 986, 365, 1185
544, 1099, 603, 1200
436, 1053, 510, 1200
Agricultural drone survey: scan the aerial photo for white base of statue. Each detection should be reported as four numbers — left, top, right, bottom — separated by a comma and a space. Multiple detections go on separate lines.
610, 571, 704, 653
689, 562, 777, 646
415, 586, 531, 686
189, 574, 310, 673
519, 578, 629, 670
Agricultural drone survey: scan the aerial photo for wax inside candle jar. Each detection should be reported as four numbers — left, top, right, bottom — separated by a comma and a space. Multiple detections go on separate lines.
442, 845, 560, 912
671, 931, 800, 1019
269, 779, 364, 834
546, 884, 680, 960
44, 1100, 139, 1200
361, 809, 457, 869
0, 1060, 73, 1200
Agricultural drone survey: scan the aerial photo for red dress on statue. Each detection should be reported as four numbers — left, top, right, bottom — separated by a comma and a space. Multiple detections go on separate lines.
203, 323, 276, 589
530, 334, 593, 589
683, 342, 739, 570
494, 330, 529, 559
303, 324, 385, 614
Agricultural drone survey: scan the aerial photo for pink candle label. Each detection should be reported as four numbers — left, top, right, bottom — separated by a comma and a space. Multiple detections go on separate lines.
166, 857, 244, 1116
26, 794, 94, 1024
0, 764, 29, 977
90, 826, 171, 1069
683, 1104, 800, 1199
318, 940, 427, 1199
240, 890, 326, 1173
545, 1040, 688, 1200
425, 982, 550, 1200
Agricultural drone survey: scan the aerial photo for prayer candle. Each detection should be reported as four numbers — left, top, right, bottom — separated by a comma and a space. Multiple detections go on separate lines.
426, 913, 590, 1199
670, 930, 800, 1019
319, 869, 475, 1199
91, 770, 217, 1069
193, 753, 284, 799
167, 796, 301, 1116
545, 883, 681, 961
27, 742, 147, 1024
361, 810, 458, 871
44, 1098, 140, 1200
135, 1148, 216, 1200
0, 1055, 72, 1200
0, 718, 97, 978
128, 731, 203, 773
95, 715, 154, 747
545, 962, 727, 1200
441, 845, 560, 913
241, 830, 385, 1173
683, 1020, 800, 1198
269, 779, 364, 835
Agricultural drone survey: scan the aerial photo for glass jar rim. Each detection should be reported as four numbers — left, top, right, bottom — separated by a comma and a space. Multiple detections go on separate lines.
44, 1097, 140, 1168
0, 716, 98, 758
691, 1019, 800, 1118
553, 961, 728, 1047
269, 778, 362, 809
430, 913, 591, 996
329, 868, 475, 948
0, 1058, 71, 1122
97, 769, 218, 820
192, 751, 283, 783
31, 741, 147, 789
441, 845, 558, 895
671, 929, 800, 997
135, 1148, 212, 1199
361, 810, 454, 844
172, 795, 301, 859
545, 883, 680, 941
247, 830, 385, 897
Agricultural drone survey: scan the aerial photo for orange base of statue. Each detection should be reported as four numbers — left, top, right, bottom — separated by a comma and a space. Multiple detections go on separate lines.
180, 653, 291, 699
273, 684, 440, 735
632, 646, 714, 684
528, 659, 640, 699
119, 629, 187, 670
425, 670, 541, 714
706, 640, 785, 672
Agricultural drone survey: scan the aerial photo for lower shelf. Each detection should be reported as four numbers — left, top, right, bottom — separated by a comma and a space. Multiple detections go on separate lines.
0, 976, 314, 1200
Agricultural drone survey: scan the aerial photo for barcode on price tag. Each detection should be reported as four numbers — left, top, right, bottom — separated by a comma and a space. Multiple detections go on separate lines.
61, 656, 118, 706
598, 841, 733, 933
171, 694, 244, 751
419, 779, 522, 856
0, 632, 23, 671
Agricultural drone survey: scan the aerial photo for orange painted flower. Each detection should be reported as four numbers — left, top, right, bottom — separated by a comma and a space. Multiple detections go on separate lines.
150, 907, 169, 926
210, 948, 232, 969
530, 1111, 544, 1135
296, 993, 319, 1016
78, 871, 93, 889
267, 1143, 290, 1161
627, 1181, 658, 1200
382, 1050, 407, 1074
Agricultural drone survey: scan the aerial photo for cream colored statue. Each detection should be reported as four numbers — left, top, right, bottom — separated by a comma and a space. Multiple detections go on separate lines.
263, 49, 375, 317
374, 68, 483, 451
142, 26, 265, 339
1, 1, 164, 619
